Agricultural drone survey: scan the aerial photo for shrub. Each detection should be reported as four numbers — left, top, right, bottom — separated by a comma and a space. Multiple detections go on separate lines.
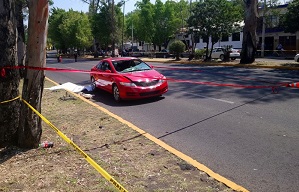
169, 40, 185, 60
194, 49, 206, 60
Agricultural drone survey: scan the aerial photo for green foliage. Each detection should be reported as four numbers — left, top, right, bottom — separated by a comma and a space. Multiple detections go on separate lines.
48, 8, 92, 50
124, 12, 139, 44
169, 40, 185, 60
194, 49, 205, 60
135, 0, 155, 43
91, 3, 112, 49
281, 0, 299, 33
173, 0, 189, 29
152, 0, 182, 49
124, 0, 189, 49
188, 0, 243, 56
48, 8, 66, 49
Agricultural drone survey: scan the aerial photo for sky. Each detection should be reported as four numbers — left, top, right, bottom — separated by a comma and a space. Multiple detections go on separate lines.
51, 0, 140, 14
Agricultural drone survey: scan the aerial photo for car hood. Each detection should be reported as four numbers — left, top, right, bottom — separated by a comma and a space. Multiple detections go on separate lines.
123, 70, 165, 82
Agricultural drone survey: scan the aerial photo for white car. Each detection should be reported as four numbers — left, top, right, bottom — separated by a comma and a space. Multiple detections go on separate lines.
210, 47, 240, 61
295, 54, 299, 62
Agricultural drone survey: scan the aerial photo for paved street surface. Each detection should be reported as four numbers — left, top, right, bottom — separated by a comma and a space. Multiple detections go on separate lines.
46, 53, 299, 192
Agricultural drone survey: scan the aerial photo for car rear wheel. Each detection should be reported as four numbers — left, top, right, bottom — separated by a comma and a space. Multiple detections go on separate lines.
297, 58, 299, 62
220, 54, 225, 61
91, 77, 97, 90
113, 84, 121, 102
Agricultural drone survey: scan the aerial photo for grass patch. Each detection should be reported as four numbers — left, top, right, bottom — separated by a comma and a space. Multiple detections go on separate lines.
0, 79, 235, 192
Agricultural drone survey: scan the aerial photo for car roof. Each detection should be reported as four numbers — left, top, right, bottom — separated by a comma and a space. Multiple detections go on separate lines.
103, 57, 139, 62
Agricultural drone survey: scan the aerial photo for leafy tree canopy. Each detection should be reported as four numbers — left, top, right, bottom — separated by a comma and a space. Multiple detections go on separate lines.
188, 0, 243, 46
135, 0, 155, 43
48, 8, 92, 51
281, 0, 299, 33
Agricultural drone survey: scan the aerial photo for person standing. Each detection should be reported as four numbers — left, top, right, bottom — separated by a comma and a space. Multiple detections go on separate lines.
276, 43, 284, 56
56, 53, 60, 62
74, 51, 78, 62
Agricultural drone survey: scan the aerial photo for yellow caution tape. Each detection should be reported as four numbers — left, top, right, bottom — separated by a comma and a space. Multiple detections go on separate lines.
21, 97, 128, 192
0, 96, 20, 104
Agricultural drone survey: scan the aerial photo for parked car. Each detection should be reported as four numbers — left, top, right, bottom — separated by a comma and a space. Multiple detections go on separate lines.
295, 53, 299, 62
156, 49, 174, 58
90, 57, 168, 102
204, 47, 240, 61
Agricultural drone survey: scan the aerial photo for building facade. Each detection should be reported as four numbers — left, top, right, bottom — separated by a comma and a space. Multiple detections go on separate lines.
174, 3, 299, 55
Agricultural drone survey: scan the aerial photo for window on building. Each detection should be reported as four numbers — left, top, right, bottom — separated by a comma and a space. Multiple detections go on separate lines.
267, 15, 279, 28
221, 35, 229, 42
232, 32, 240, 41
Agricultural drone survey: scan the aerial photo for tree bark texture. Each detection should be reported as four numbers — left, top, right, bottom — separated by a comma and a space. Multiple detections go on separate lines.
240, 0, 258, 64
16, 0, 26, 77
0, 0, 21, 147
18, 0, 49, 148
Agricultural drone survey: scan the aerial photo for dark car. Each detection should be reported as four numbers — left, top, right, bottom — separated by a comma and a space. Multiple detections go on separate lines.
156, 49, 174, 58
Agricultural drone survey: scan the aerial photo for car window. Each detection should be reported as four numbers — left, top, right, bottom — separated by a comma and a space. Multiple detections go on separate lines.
96, 61, 103, 70
112, 59, 151, 73
101, 62, 111, 71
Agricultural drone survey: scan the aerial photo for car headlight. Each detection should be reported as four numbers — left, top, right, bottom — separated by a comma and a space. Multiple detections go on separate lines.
119, 82, 137, 87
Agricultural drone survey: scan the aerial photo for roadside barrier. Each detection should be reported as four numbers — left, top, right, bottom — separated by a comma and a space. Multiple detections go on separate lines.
287, 82, 299, 88
0, 95, 128, 192
0, 96, 20, 104
1, 65, 293, 92
2, 63, 297, 192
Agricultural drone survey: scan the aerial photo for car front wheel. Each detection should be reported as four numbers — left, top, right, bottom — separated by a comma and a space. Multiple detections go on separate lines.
91, 77, 97, 89
220, 54, 225, 61
231, 57, 236, 60
113, 84, 121, 102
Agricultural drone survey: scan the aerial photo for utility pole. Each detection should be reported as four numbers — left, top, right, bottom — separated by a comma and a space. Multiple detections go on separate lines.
122, 1, 125, 56
111, 0, 115, 57
131, 22, 133, 48
261, 0, 266, 57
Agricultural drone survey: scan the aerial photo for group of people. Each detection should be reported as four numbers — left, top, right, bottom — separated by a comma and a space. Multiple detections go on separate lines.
56, 51, 78, 62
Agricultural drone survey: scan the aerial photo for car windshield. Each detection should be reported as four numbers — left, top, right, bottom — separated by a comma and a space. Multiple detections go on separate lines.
112, 59, 151, 73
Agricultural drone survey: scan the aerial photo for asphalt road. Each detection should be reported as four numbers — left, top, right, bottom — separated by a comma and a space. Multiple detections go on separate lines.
46, 56, 299, 192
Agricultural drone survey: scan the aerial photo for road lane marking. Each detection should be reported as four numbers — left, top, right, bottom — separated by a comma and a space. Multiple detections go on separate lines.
183, 91, 235, 104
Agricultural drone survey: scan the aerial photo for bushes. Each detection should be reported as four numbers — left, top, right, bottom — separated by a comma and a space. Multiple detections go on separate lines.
169, 40, 185, 60
194, 49, 206, 59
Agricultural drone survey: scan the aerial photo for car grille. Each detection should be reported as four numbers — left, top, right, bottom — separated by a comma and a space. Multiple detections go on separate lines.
139, 90, 161, 96
133, 79, 159, 87
139, 87, 167, 97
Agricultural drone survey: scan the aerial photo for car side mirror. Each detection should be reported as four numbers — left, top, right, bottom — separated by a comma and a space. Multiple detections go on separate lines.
105, 69, 111, 73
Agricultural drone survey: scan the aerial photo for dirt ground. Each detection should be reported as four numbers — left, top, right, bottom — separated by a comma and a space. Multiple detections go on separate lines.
0, 80, 236, 192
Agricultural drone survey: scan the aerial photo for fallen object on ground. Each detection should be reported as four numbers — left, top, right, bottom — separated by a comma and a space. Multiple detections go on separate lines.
45, 82, 95, 93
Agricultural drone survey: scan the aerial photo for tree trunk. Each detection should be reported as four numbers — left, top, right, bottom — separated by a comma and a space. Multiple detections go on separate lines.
0, 0, 20, 148
16, 0, 26, 75
240, 0, 258, 64
18, 0, 49, 148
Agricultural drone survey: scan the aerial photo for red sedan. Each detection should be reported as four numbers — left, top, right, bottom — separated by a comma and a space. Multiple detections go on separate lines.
90, 57, 168, 102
